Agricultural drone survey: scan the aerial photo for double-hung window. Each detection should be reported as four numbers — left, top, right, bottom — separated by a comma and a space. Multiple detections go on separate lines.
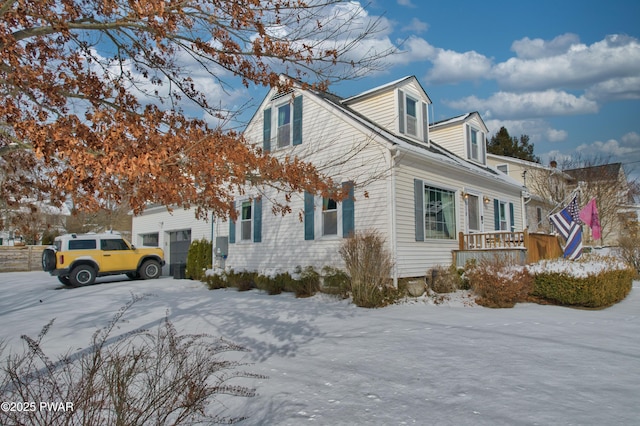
241, 201, 252, 241
466, 125, 485, 163
470, 128, 479, 160
405, 97, 417, 136
322, 197, 338, 236
277, 103, 291, 148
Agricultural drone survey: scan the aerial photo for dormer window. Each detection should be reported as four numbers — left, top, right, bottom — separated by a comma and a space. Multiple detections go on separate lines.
398, 89, 429, 143
406, 97, 417, 136
263, 95, 303, 152
277, 103, 291, 148
466, 124, 485, 164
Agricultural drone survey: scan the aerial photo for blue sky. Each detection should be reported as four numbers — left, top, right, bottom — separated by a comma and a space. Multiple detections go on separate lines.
148, 0, 638, 178
237, 0, 639, 178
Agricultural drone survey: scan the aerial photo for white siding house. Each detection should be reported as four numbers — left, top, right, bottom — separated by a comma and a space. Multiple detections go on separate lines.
132, 205, 213, 276
132, 76, 526, 280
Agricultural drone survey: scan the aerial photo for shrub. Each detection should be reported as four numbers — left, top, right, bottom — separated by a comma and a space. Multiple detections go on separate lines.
204, 272, 229, 290
617, 235, 640, 276
275, 272, 297, 294
255, 273, 287, 295
321, 266, 351, 298
465, 256, 534, 308
185, 238, 213, 281
288, 266, 320, 298
225, 270, 257, 291
427, 264, 463, 293
340, 230, 396, 308
531, 256, 634, 308
0, 296, 263, 425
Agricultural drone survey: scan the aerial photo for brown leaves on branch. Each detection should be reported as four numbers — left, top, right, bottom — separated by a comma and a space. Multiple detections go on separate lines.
0, 0, 391, 216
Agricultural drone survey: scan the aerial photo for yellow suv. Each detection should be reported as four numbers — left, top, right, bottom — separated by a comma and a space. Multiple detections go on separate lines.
42, 232, 165, 286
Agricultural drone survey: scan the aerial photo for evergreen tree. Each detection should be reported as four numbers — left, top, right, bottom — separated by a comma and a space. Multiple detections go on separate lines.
488, 127, 540, 162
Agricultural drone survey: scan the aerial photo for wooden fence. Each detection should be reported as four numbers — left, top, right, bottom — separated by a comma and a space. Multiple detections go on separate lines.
0, 245, 47, 272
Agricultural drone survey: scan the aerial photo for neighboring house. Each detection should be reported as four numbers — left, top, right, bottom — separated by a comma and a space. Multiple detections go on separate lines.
486, 154, 574, 233
132, 76, 526, 282
564, 163, 635, 244
0, 200, 70, 245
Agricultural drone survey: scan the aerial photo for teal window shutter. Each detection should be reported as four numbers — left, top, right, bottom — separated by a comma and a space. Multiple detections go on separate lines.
253, 198, 262, 243
398, 90, 405, 134
263, 108, 272, 152
304, 192, 315, 240
509, 202, 515, 232
414, 179, 424, 241
493, 199, 500, 230
342, 181, 355, 238
293, 96, 303, 146
229, 218, 236, 244
422, 102, 429, 143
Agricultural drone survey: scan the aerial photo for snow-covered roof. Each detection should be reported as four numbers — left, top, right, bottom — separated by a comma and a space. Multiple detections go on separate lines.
312, 91, 523, 190
342, 75, 432, 105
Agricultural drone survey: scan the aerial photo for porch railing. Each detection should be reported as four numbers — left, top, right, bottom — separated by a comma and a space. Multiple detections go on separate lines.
458, 230, 527, 250
455, 230, 563, 265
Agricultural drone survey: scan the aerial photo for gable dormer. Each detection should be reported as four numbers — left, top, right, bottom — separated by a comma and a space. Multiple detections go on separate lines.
430, 112, 488, 166
342, 76, 432, 145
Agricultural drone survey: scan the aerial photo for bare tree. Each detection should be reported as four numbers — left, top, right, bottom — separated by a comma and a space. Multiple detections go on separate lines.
561, 156, 635, 245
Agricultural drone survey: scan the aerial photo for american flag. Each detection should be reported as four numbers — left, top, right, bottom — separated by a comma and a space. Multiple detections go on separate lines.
549, 195, 583, 260
566, 196, 582, 225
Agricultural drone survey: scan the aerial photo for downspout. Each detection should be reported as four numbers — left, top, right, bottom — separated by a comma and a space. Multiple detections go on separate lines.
389, 146, 400, 288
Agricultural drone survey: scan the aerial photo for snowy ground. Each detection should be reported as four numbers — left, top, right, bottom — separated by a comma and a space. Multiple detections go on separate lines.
1, 271, 639, 425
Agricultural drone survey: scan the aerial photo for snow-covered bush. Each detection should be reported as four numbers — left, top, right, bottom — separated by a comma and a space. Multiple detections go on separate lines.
465, 256, 534, 308
529, 255, 634, 308
427, 264, 465, 293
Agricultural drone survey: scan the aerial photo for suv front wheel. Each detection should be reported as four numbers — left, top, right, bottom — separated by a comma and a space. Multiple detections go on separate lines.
69, 265, 96, 286
140, 260, 161, 280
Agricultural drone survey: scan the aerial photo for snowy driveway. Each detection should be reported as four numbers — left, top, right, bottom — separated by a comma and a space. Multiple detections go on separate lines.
1, 272, 639, 425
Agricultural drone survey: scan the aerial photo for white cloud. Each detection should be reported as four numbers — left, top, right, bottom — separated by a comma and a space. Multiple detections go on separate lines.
622, 131, 640, 144
585, 76, 640, 101
402, 18, 429, 34
511, 33, 581, 59
397, 0, 416, 7
484, 119, 568, 145
425, 48, 493, 84
446, 90, 598, 119
492, 34, 640, 92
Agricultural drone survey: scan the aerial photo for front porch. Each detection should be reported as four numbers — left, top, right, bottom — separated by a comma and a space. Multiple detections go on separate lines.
453, 230, 562, 268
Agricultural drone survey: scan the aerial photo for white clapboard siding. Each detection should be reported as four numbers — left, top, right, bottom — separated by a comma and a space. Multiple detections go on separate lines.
222, 91, 393, 275
132, 206, 212, 274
